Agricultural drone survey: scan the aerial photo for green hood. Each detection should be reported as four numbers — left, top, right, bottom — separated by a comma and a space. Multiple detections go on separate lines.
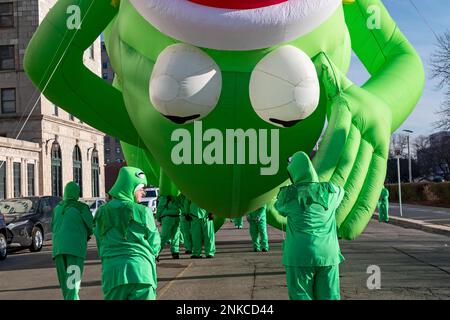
287, 152, 319, 184
109, 166, 148, 202
63, 181, 80, 201
277, 151, 335, 212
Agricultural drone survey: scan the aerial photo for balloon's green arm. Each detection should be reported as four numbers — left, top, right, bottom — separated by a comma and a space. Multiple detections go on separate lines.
24, 0, 139, 145
344, 0, 425, 131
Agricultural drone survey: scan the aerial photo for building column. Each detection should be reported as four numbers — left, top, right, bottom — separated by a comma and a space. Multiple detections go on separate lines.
22, 158, 27, 197
34, 159, 39, 197
6, 157, 12, 199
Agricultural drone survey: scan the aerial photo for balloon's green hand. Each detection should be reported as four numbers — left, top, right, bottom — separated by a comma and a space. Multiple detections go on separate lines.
311, 0, 424, 239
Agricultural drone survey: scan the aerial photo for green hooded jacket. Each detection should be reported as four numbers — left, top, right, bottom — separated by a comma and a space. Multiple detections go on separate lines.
52, 181, 93, 259
274, 152, 345, 267
247, 205, 267, 223
94, 167, 161, 292
380, 187, 389, 201
156, 195, 181, 221
188, 202, 208, 219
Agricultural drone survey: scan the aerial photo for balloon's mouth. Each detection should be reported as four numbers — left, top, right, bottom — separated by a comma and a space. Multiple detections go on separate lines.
188, 0, 288, 10
129, 0, 342, 51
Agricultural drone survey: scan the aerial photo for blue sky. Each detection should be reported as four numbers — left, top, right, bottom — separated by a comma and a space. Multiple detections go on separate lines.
346, 0, 449, 137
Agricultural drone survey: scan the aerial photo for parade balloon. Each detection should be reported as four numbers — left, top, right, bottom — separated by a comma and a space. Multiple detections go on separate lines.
24, 0, 424, 239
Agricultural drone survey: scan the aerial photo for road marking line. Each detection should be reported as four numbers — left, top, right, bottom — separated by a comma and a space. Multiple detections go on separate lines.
157, 262, 193, 300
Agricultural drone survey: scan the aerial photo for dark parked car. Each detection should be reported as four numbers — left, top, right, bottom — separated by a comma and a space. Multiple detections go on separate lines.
0, 196, 61, 252
0, 213, 7, 260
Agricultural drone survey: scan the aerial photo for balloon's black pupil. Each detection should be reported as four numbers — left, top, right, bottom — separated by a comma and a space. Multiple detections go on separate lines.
164, 114, 201, 124
269, 118, 301, 128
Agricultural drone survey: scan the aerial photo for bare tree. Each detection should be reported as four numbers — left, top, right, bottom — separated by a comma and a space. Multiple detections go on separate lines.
389, 134, 409, 158
431, 32, 450, 130
434, 97, 450, 130
413, 135, 430, 154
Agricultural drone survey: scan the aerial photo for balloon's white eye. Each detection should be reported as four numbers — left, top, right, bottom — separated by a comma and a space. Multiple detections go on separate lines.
249, 45, 320, 128
149, 44, 222, 124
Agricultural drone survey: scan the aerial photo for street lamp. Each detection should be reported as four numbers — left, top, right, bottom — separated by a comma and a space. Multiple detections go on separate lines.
395, 148, 403, 217
403, 129, 414, 183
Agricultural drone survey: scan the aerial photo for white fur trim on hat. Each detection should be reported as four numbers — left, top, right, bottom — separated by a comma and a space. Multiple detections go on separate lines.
129, 0, 341, 51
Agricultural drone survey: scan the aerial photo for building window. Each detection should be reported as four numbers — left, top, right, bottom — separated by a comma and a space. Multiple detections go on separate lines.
73, 145, 83, 197
27, 163, 35, 196
0, 45, 14, 70
53, 104, 59, 116
89, 44, 94, 60
1, 88, 16, 114
91, 150, 100, 197
0, 2, 13, 28
104, 136, 110, 144
0, 161, 6, 200
51, 143, 63, 197
13, 162, 21, 198
115, 147, 121, 154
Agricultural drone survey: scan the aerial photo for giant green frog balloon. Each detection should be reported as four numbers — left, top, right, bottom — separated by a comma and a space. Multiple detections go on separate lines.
24, 0, 424, 239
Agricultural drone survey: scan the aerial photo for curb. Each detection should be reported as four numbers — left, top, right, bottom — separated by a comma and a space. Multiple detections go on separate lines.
372, 213, 450, 237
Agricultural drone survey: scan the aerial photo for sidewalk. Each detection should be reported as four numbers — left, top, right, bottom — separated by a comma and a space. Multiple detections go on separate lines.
373, 203, 450, 237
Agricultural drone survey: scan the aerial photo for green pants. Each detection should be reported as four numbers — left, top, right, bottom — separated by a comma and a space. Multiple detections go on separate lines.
160, 216, 181, 254
191, 217, 216, 257
179, 227, 184, 245
232, 217, 244, 229
180, 215, 192, 252
249, 220, 269, 251
54, 254, 85, 300
104, 284, 156, 300
285, 265, 340, 300
378, 202, 389, 222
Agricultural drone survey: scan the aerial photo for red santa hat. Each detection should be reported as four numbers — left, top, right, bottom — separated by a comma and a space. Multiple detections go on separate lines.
188, 0, 288, 9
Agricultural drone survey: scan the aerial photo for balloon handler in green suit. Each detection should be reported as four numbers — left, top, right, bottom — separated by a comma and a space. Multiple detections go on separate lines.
156, 195, 182, 259
378, 187, 390, 223
94, 167, 161, 300
275, 152, 345, 300
232, 217, 244, 229
246, 206, 269, 252
52, 181, 93, 300
188, 202, 216, 259
179, 194, 193, 255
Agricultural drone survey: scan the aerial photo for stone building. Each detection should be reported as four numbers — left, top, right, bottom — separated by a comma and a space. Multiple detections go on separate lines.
101, 40, 125, 165
0, 137, 40, 199
0, 0, 105, 199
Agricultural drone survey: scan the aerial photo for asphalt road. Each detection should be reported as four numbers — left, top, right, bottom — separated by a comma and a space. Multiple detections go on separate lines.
389, 203, 450, 227
0, 219, 449, 300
